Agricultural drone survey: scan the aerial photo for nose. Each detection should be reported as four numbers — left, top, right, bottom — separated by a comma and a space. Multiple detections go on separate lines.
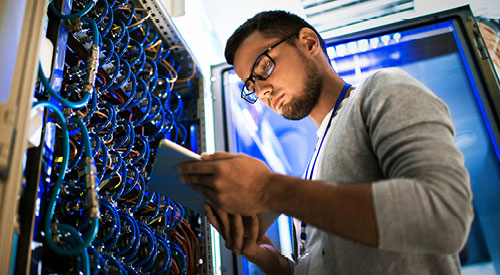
255, 81, 272, 100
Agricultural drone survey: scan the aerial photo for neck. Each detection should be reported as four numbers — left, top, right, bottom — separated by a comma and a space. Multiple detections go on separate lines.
308, 71, 352, 127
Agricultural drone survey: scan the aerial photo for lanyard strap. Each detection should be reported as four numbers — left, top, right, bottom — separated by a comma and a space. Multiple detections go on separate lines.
300, 82, 352, 250
304, 82, 351, 180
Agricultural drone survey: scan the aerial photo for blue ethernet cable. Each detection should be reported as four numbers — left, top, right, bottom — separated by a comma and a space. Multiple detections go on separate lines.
140, 58, 158, 90
81, 89, 98, 123
100, 150, 123, 188
128, 174, 146, 213
100, 51, 120, 91
130, 136, 149, 165
124, 40, 144, 67
170, 241, 187, 275
90, 0, 108, 25
96, 140, 109, 183
38, 18, 99, 108
103, 254, 125, 274
115, 210, 139, 256
113, 120, 134, 156
177, 122, 188, 145
116, 27, 130, 57
49, 0, 96, 20
126, 78, 148, 108
174, 201, 185, 229
117, 0, 135, 27
132, 46, 146, 75
143, 29, 159, 49
58, 224, 91, 275
38, 63, 91, 109
132, 91, 152, 126
121, 164, 139, 196
87, 246, 108, 275
150, 100, 168, 139
99, 37, 115, 68
108, 19, 126, 45
116, 72, 137, 111
108, 57, 131, 91
92, 102, 115, 132
149, 234, 172, 274
171, 91, 184, 118
133, 222, 157, 268
112, 160, 128, 201
131, 17, 149, 46
128, 9, 148, 31
32, 102, 96, 257
122, 215, 141, 263
95, 199, 120, 245
53, 118, 99, 255
111, 0, 127, 10
81, 17, 100, 46
152, 107, 175, 140
98, 3, 114, 36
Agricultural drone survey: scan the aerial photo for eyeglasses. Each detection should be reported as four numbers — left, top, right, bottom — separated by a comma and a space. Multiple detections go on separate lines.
241, 33, 299, 104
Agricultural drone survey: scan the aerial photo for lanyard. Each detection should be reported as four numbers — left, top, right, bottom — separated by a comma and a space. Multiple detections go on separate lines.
299, 82, 351, 254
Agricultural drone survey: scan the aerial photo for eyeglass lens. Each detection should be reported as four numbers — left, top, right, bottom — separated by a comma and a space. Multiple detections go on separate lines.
243, 54, 275, 97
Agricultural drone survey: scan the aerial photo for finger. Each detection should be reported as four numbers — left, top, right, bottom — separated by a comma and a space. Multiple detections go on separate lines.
241, 215, 259, 255
230, 214, 245, 254
214, 208, 232, 248
204, 203, 222, 233
247, 215, 259, 244
201, 151, 236, 161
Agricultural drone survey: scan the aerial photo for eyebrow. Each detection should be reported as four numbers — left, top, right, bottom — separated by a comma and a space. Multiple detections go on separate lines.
244, 33, 298, 79
243, 39, 280, 81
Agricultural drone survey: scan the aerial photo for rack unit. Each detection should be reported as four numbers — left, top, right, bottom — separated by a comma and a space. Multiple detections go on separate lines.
0, 0, 213, 274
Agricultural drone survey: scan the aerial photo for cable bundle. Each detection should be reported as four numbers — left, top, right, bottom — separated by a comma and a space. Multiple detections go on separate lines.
31, 0, 202, 274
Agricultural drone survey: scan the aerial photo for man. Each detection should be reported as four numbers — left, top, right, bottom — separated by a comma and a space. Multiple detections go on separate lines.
179, 10, 473, 274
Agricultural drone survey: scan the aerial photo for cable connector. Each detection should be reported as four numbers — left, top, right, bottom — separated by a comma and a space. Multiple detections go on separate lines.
67, 18, 82, 33
85, 157, 99, 218
51, 223, 60, 243
84, 44, 100, 95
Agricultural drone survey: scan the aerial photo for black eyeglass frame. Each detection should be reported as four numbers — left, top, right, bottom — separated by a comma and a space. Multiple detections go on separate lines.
241, 32, 299, 104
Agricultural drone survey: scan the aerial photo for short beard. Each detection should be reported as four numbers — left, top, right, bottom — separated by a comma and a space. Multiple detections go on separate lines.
281, 59, 322, 120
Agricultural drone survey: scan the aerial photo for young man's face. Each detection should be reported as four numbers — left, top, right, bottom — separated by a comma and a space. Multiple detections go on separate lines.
233, 31, 322, 120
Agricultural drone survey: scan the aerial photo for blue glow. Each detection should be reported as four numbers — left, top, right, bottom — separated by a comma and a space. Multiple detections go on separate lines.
450, 22, 500, 165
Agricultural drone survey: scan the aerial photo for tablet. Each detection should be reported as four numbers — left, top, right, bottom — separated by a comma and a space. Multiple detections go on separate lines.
149, 139, 205, 213
149, 139, 280, 236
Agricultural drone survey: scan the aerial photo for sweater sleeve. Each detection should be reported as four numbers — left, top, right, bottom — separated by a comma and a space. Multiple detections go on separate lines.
364, 68, 473, 254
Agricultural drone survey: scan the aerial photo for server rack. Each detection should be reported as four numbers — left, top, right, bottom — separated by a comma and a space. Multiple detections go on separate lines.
0, 0, 214, 274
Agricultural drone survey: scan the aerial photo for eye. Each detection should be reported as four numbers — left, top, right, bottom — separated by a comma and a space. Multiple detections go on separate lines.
263, 60, 272, 72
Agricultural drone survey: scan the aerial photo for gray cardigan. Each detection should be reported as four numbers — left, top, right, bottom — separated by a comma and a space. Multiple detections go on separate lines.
292, 68, 473, 275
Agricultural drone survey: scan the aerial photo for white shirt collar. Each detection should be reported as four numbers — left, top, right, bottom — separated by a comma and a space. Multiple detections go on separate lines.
315, 88, 356, 138
316, 108, 333, 138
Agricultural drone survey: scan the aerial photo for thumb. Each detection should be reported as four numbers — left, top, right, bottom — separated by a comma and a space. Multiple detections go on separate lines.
201, 151, 236, 161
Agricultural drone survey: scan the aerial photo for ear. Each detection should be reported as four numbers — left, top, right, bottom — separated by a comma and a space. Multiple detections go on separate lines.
297, 27, 321, 57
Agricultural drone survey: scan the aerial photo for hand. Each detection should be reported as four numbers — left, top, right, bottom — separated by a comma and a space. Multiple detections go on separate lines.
204, 203, 291, 275
179, 152, 272, 215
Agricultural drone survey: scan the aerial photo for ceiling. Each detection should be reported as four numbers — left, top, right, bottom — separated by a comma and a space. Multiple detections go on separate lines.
171, 0, 500, 71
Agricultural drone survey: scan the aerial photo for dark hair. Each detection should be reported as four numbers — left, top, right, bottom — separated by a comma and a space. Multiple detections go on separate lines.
224, 10, 327, 65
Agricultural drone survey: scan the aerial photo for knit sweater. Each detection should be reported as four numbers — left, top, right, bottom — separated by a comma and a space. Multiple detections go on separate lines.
292, 68, 473, 275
